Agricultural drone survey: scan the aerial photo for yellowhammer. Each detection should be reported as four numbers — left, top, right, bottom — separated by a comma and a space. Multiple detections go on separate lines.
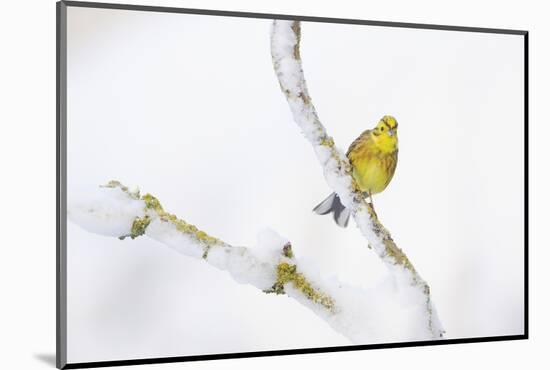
313, 115, 399, 227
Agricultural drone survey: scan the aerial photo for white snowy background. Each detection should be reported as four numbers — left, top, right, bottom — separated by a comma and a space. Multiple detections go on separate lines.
66, 6, 524, 363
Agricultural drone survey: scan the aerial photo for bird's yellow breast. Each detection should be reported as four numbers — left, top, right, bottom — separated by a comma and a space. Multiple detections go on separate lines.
347, 131, 398, 195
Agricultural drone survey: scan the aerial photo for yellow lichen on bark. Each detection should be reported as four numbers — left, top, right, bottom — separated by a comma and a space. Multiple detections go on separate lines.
105, 181, 222, 247
272, 262, 336, 312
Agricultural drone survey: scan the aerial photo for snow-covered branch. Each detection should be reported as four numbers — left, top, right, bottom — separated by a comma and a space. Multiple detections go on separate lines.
69, 180, 440, 343
68, 19, 444, 344
69, 181, 336, 310
271, 20, 444, 339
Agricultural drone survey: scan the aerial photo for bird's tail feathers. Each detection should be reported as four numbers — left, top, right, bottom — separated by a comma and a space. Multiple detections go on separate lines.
312, 192, 351, 228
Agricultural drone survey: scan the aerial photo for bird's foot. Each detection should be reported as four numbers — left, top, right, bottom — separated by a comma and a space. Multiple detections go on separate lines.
366, 199, 378, 218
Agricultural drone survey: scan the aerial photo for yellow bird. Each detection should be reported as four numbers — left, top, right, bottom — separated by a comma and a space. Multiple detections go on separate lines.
313, 115, 399, 227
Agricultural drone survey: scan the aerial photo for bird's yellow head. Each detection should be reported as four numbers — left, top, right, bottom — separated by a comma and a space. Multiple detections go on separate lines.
371, 115, 398, 153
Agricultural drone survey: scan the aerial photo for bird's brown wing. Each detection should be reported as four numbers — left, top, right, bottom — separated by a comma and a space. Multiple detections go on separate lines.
383, 149, 399, 188
346, 129, 372, 159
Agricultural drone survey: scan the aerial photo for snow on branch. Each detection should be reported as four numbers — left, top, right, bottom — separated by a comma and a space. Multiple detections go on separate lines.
68, 19, 444, 344
71, 182, 359, 332
69, 181, 335, 309
270, 20, 444, 339
70, 181, 438, 343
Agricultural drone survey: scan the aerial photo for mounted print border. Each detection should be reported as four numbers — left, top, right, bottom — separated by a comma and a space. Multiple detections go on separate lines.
57, 1, 529, 369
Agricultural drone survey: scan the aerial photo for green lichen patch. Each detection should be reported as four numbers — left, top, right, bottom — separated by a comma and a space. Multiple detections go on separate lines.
106, 182, 221, 249
365, 202, 416, 272
383, 239, 416, 272
130, 215, 151, 239
140, 192, 221, 246
102, 180, 140, 199
142, 193, 163, 213
319, 136, 335, 148
267, 262, 335, 312
102, 180, 128, 191
118, 215, 151, 240
158, 212, 221, 246
141, 192, 220, 245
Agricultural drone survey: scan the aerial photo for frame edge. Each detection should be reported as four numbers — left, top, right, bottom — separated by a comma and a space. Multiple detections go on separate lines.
62, 0, 527, 35
56, 1, 68, 369
56, 2, 530, 368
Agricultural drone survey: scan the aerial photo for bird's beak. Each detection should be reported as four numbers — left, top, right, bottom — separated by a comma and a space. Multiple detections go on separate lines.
388, 129, 394, 136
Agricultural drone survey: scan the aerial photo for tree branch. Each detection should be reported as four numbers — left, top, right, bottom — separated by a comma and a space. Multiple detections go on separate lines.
69, 178, 440, 343
70, 180, 337, 307
270, 20, 444, 339
68, 19, 444, 343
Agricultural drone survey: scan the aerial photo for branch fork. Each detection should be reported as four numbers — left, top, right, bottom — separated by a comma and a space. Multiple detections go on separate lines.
68, 19, 444, 343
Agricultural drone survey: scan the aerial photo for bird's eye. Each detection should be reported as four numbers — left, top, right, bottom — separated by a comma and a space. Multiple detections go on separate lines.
380, 127, 385, 131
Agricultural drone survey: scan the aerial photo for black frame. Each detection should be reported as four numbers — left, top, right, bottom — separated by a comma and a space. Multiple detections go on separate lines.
56, 1, 529, 368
